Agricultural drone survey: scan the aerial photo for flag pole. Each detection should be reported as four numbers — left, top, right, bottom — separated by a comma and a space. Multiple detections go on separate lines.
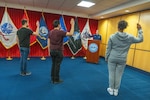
4, 6, 12, 60
71, 56, 75, 59
41, 49, 46, 60
41, 48, 46, 60
24, 8, 31, 60
40, 11, 46, 60
6, 49, 13, 60
41, 56, 46, 60
83, 47, 87, 59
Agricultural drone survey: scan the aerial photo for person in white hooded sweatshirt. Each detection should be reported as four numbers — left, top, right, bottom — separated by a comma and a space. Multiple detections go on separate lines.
105, 20, 143, 96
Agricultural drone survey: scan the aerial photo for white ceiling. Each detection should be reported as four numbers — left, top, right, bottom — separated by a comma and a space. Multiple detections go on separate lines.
0, 0, 150, 19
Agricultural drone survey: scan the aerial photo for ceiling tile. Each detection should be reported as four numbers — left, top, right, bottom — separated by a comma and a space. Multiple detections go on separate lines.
33, 0, 49, 8
19, 0, 34, 6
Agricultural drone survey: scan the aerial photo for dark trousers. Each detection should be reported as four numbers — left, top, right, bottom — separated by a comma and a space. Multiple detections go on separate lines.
50, 50, 63, 81
20, 47, 29, 73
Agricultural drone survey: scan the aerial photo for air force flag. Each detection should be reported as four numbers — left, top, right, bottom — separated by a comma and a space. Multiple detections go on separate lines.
37, 16, 49, 49
67, 17, 82, 55
0, 9, 17, 49
59, 16, 69, 44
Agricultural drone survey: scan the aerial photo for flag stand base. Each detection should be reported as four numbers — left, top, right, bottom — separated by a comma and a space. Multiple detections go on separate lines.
27, 58, 30, 60
41, 56, 46, 60
83, 56, 87, 59
71, 56, 75, 59
6, 56, 13, 60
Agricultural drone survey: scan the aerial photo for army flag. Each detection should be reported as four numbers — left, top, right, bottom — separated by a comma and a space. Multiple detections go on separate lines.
0, 8, 17, 49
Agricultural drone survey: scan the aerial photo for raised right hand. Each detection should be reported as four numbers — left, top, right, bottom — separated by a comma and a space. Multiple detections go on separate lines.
36, 20, 40, 27
70, 18, 75, 25
137, 23, 142, 30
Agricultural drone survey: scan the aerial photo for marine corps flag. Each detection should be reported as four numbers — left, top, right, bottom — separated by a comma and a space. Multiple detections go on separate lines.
22, 10, 36, 45
81, 19, 93, 49
67, 17, 82, 55
36, 16, 49, 49
0, 8, 17, 49
59, 15, 69, 44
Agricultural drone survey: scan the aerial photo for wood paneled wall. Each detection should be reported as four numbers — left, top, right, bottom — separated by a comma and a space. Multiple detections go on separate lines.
98, 10, 150, 72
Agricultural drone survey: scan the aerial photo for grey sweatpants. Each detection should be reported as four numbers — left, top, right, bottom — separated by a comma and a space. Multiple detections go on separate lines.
108, 61, 126, 90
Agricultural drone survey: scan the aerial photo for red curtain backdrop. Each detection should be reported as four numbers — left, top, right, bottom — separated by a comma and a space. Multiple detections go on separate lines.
0, 7, 98, 58
0, 7, 5, 58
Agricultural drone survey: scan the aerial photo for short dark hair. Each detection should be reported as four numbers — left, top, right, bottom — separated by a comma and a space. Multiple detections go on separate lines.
118, 20, 128, 30
21, 19, 27, 25
53, 20, 60, 28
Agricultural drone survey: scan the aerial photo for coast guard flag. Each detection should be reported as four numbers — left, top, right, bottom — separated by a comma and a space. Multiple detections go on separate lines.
81, 20, 93, 49
37, 16, 49, 49
22, 10, 36, 45
0, 9, 17, 49
67, 17, 82, 55
59, 16, 69, 44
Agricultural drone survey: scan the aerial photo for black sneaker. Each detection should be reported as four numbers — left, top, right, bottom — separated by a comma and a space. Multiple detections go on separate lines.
20, 72, 26, 76
53, 79, 63, 84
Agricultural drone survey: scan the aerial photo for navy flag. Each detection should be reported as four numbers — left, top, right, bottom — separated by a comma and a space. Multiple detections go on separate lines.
36, 16, 49, 49
67, 17, 82, 55
59, 16, 69, 44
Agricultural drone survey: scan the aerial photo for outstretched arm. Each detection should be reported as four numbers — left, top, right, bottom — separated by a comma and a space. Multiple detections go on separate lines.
131, 23, 143, 43
66, 18, 75, 36
32, 21, 40, 36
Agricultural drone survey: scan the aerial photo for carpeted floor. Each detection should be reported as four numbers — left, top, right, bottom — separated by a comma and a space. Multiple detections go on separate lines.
0, 57, 150, 100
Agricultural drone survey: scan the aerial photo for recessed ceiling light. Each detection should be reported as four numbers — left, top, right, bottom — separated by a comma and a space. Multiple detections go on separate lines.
125, 10, 130, 12
100, 16, 104, 19
77, 1, 95, 8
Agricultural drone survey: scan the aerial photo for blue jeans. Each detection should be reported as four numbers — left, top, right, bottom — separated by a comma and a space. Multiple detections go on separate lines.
20, 47, 29, 73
